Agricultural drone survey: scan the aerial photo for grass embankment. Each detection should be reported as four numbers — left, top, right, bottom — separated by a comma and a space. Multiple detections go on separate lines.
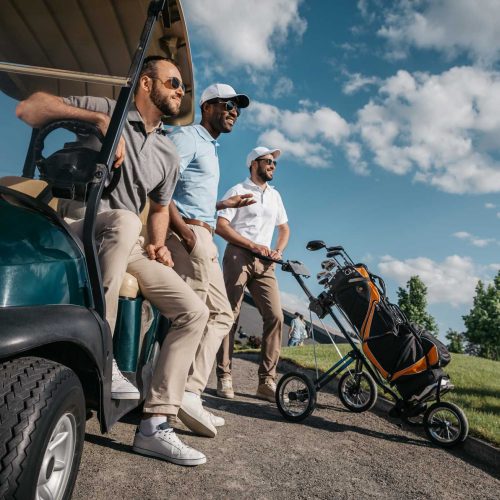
238, 344, 500, 445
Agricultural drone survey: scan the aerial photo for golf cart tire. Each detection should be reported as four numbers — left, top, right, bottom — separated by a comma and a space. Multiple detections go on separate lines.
0, 356, 85, 500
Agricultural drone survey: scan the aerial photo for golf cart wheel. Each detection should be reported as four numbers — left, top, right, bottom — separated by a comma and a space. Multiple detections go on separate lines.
276, 372, 316, 422
0, 357, 86, 500
338, 370, 377, 413
423, 401, 469, 448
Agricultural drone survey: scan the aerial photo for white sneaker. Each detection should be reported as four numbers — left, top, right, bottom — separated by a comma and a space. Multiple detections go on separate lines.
206, 408, 225, 427
111, 359, 140, 400
178, 392, 218, 437
133, 423, 206, 466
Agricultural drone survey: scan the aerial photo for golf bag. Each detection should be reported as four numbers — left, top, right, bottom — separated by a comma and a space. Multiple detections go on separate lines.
328, 264, 450, 401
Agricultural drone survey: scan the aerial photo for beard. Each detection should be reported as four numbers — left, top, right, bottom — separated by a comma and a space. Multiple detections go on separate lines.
149, 83, 180, 117
256, 165, 273, 182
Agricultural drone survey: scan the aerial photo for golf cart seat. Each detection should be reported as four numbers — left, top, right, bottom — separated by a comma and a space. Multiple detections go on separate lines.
0, 176, 58, 210
0, 174, 147, 300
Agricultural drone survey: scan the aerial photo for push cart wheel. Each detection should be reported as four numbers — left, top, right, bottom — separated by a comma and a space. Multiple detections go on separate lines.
276, 372, 316, 422
338, 371, 377, 413
423, 402, 469, 448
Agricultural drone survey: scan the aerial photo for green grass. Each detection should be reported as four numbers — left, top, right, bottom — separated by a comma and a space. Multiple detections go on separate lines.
242, 344, 500, 446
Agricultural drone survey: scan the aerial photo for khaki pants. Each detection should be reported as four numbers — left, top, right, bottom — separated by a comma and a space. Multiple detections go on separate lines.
168, 224, 233, 395
68, 210, 209, 415
216, 244, 284, 381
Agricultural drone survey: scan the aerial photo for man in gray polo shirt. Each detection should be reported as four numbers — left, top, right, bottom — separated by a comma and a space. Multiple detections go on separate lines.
17, 56, 210, 466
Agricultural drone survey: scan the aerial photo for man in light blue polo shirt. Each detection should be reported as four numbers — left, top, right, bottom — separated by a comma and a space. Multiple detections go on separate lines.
166, 83, 252, 438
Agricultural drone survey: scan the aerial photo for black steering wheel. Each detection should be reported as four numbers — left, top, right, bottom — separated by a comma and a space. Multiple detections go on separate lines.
33, 119, 121, 199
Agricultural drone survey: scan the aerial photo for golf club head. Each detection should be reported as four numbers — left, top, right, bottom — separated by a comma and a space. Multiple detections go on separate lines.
321, 259, 336, 271
326, 250, 342, 258
306, 240, 326, 251
317, 271, 331, 285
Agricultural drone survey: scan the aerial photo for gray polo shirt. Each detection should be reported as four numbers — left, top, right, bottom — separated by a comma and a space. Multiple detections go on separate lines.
62, 96, 179, 215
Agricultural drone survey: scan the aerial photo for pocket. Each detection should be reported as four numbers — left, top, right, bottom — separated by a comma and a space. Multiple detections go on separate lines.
187, 228, 199, 256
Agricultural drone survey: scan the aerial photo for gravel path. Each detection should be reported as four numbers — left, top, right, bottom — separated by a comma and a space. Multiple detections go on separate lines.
73, 356, 499, 500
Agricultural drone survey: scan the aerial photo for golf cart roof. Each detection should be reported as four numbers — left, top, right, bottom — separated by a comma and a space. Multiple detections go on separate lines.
0, 0, 194, 125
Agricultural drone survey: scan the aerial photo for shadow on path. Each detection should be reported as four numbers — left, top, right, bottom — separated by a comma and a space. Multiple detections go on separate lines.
203, 392, 429, 448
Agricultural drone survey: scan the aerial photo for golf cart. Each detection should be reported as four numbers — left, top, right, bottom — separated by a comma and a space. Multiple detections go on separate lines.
0, 1, 193, 498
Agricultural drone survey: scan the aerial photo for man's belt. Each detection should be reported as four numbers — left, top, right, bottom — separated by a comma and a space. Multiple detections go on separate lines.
182, 217, 215, 235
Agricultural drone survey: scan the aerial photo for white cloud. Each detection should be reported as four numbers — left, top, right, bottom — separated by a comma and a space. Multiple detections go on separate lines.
342, 72, 382, 95
183, 0, 306, 70
280, 291, 309, 316
344, 141, 369, 175
378, 255, 488, 307
452, 231, 495, 247
248, 101, 350, 168
257, 129, 330, 168
378, 0, 500, 65
353, 67, 500, 193
272, 77, 294, 98
485, 202, 496, 209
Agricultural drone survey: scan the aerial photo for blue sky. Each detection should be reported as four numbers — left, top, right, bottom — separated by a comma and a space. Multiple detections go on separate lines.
1, 0, 499, 338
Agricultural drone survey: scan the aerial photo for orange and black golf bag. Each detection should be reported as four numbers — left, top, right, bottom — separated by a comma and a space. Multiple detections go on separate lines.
328, 263, 450, 401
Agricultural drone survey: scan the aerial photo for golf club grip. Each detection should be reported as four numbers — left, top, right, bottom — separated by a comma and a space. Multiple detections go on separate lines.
250, 252, 284, 265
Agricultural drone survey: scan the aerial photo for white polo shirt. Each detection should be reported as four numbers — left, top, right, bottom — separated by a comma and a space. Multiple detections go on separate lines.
218, 178, 288, 247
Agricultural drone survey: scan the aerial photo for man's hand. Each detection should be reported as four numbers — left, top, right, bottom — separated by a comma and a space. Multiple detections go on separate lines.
217, 193, 255, 210
250, 243, 271, 257
146, 244, 174, 267
270, 249, 283, 260
97, 113, 126, 168
113, 136, 126, 168
182, 228, 197, 254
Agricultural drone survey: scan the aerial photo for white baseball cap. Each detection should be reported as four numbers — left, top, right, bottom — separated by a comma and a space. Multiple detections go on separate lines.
199, 83, 250, 108
246, 146, 281, 167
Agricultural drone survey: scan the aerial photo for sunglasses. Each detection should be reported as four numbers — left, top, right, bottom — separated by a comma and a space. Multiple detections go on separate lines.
206, 98, 241, 116
256, 158, 277, 166
151, 76, 185, 93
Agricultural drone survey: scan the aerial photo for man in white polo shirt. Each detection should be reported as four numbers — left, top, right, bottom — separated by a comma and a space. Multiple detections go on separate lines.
216, 146, 290, 402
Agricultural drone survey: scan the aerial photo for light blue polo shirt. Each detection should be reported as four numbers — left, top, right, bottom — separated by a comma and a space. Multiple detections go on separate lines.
168, 124, 220, 226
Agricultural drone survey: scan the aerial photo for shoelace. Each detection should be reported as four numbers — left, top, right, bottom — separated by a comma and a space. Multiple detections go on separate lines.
156, 427, 191, 450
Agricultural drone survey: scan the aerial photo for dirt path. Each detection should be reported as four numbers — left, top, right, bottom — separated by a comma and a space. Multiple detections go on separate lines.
73, 356, 499, 500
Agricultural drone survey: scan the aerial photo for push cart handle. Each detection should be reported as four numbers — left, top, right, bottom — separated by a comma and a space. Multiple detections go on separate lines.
251, 252, 284, 265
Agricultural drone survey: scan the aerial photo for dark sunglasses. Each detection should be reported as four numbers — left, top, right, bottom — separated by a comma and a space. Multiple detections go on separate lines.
207, 98, 241, 116
151, 76, 185, 93
256, 158, 277, 166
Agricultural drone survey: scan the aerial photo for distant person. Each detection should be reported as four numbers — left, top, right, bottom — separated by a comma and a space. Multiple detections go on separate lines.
216, 146, 290, 402
288, 313, 306, 347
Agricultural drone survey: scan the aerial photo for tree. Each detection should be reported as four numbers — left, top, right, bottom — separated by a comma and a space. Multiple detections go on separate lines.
462, 271, 500, 361
397, 275, 438, 335
445, 329, 465, 354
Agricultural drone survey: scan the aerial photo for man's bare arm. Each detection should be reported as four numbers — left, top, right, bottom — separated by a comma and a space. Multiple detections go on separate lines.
16, 92, 109, 130
216, 216, 271, 256
16, 91, 125, 167
146, 200, 173, 266
270, 222, 290, 260
216, 193, 255, 211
